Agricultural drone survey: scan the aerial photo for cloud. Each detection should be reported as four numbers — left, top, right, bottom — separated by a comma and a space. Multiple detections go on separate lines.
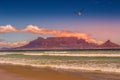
21, 25, 88, 38
0, 25, 18, 33
0, 25, 103, 45
0, 41, 29, 48
22, 25, 103, 44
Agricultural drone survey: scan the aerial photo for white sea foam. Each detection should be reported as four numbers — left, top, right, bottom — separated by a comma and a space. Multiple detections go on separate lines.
0, 58, 120, 73
0, 51, 120, 73
23, 53, 120, 57
44, 51, 68, 54
1, 51, 120, 57
0, 52, 21, 55
1, 52, 120, 57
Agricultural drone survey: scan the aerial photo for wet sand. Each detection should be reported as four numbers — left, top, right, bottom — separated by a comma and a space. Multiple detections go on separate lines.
0, 65, 120, 80
0, 65, 93, 80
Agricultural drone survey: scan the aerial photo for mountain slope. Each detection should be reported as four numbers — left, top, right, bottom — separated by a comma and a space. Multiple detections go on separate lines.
20, 37, 97, 49
100, 40, 120, 48
14, 37, 120, 50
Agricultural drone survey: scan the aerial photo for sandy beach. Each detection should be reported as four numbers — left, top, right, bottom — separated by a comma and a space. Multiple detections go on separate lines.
0, 65, 94, 80
0, 65, 120, 80
0, 50, 120, 80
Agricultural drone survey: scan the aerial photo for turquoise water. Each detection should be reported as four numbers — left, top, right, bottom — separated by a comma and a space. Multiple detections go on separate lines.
0, 50, 120, 73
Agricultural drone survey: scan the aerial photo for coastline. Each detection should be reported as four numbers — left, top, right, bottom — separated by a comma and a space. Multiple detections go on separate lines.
0, 49, 120, 52
0, 64, 120, 80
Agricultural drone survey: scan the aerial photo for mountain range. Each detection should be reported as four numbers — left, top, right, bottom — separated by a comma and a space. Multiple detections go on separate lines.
13, 37, 120, 50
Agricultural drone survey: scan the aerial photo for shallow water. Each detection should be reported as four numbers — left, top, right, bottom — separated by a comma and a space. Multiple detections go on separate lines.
0, 50, 120, 73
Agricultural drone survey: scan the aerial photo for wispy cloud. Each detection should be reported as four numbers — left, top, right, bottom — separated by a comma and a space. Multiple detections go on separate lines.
0, 25, 103, 45
22, 25, 103, 44
22, 25, 88, 39
0, 25, 18, 33
0, 41, 29, 48
0, 25, 28, 48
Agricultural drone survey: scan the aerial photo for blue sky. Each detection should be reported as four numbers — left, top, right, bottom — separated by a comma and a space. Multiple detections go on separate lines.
0, 0, 120, 44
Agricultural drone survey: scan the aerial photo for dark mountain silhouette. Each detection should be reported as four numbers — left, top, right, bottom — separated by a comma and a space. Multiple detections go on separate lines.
7, 37, 119, 50
100, 40, 120, 49
19, 37, 98, 50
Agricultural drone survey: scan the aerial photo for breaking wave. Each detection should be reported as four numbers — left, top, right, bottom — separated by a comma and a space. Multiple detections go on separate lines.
0, 50, 120, 73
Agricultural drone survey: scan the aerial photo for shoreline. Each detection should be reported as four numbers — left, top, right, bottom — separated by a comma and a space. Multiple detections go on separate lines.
0, 49, 120, 52
0, 64, 120, 80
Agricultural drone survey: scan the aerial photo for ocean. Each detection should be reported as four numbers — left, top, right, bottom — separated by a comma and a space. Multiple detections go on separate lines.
0, 50, 120, 73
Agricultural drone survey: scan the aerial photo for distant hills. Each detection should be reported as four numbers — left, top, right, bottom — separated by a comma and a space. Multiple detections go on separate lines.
100, 40, 120, 48
12, 37, 120, 50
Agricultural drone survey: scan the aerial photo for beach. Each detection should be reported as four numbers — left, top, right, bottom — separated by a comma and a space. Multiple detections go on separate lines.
0, 65, 120, 80
0, 65, 94, 80
0, 50, 120, 80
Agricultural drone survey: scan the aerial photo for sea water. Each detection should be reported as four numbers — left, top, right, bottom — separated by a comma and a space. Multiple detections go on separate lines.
0, 50, 120, 73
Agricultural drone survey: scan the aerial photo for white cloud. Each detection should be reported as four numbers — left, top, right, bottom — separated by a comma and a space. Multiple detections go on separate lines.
0, 25, 103, 47
0, 25, 18, 33
0, 41, 29, 48
21, 25, 103, 44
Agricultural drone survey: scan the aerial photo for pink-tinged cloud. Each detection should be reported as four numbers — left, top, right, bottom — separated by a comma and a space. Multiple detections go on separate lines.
0, 41, 29, 48
0, 25, 18, 33
0, 25, 103, 44
22, 25, 103, 44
